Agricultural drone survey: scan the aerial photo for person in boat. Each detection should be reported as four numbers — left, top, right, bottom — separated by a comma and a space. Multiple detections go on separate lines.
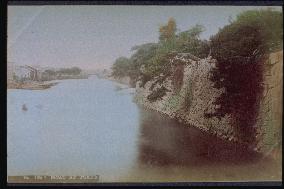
22, 104, 27, 111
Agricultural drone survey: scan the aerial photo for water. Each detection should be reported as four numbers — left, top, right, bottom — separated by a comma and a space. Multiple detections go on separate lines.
7, 76, 281, 182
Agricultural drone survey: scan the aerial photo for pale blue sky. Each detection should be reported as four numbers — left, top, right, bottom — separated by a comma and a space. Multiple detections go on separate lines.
8, 6, 282, 70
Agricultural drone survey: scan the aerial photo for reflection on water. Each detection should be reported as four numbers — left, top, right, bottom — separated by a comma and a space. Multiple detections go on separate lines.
7, 76, 281, 182
126, 108, 281, 182
137, 108, 260, 168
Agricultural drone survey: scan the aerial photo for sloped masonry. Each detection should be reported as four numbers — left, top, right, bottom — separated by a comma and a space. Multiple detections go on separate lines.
256, 51, 283, 155
134, 51, 283, 154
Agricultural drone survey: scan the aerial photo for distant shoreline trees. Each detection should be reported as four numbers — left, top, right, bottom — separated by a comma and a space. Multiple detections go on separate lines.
42, 66, 82, 81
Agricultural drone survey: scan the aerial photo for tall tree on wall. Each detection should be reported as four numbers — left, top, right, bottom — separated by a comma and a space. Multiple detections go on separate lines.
159, 17, 177, 41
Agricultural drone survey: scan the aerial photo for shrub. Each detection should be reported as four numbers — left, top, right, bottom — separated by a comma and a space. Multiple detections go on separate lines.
147, 86, 170, 102
208, 8, 282, 146
111, 57, 131, 78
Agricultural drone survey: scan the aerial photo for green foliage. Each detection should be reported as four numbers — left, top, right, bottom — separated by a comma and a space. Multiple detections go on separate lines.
208, 8, 282, 145
111, 57, 131, 78
109, 9, 282, 147
13, 74, 20, 82
43, 69, 57, 76
175, 24, 210, 58
112, 43, 159, 83
129, 43, 159, 81
235, 8, 283, 52
144, 23, 209, 78
111, 18, 209, 85
58, 67, 82, 75
42, 67, 82, 81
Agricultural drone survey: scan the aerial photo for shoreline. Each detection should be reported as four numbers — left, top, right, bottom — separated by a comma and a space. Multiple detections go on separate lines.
7, 81, 59, 90
107, 76, 131, 87
7, 74, 89, 91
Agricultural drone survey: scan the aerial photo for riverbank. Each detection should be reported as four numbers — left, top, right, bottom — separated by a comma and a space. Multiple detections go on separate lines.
107, 76, 131, 86
133, 51, 283, 154
7, 81, 58, 90
7, 74, 88, 90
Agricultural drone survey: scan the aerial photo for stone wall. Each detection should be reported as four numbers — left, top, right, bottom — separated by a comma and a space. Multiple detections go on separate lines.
135, 55, 235, 143
256, 51, 283, 154
134, 51, 283, 154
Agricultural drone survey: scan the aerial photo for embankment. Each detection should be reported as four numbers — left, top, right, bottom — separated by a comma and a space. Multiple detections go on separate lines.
134, 51, 283, 154
7, 81, 58, 90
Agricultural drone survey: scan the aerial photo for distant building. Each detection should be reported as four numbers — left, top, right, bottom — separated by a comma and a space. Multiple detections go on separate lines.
8, 64, 41, 82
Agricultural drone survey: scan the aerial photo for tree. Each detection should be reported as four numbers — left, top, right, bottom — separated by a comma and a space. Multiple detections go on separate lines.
111, 57, 131, 78
176, 24, 210, 58
110, 17, 210, 92
147, 23, 209, 78
57, 67, 81, 75
44, 69, 56, 76
159, 17, 177, 41
70, 67, 82, 75
129, 43, 159, 85
110, 18, 209, 88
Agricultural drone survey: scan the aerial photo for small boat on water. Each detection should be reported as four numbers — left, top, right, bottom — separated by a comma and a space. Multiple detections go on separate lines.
22, 104, 28, 111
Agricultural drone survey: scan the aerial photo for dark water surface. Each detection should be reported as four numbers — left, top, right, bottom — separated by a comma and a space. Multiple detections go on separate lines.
7, 76, 281, 182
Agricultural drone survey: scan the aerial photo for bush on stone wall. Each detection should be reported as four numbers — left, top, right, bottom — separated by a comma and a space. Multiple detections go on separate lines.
147, 86, 170, 102
208, 8, 282, 146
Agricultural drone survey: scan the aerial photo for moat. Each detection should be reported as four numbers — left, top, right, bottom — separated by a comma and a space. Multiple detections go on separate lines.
7, 76, 281, 182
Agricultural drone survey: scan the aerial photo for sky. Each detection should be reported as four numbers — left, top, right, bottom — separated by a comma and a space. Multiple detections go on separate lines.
8, 5, 282, 70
